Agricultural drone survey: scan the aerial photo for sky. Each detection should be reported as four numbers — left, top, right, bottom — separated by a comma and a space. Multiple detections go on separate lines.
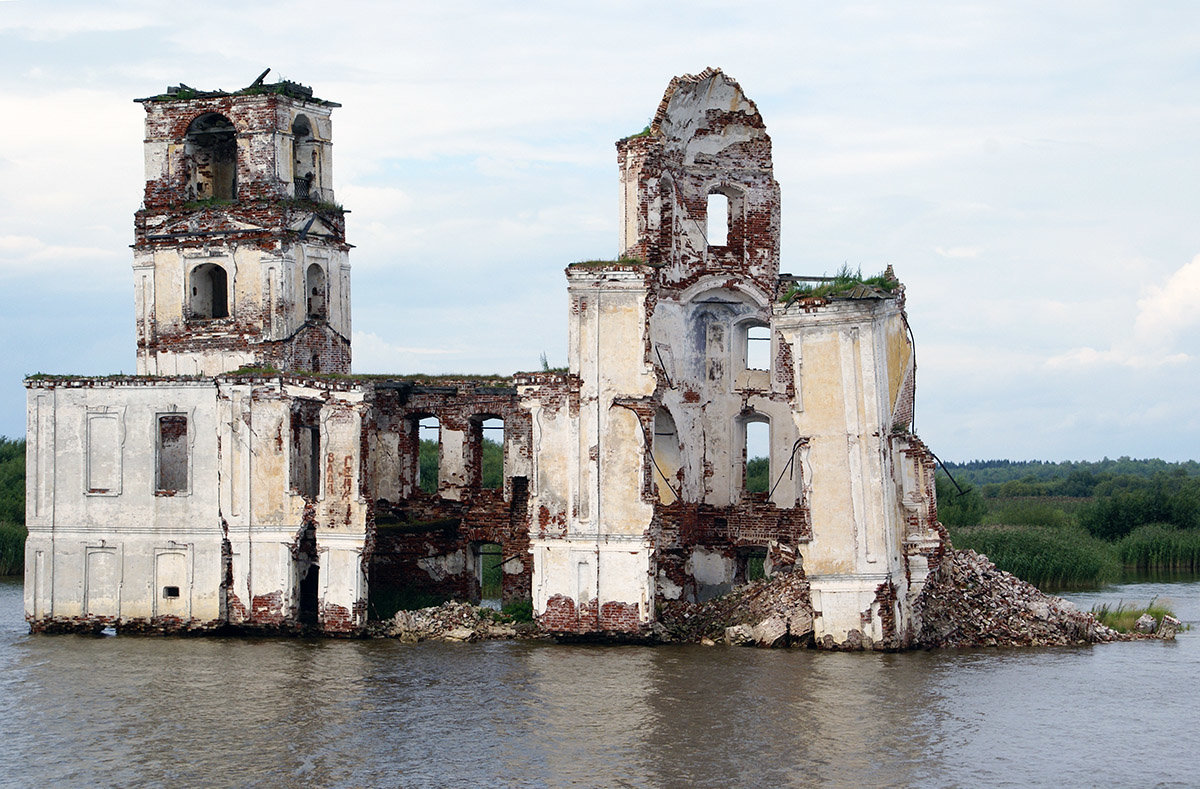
3, 0, 1200, 462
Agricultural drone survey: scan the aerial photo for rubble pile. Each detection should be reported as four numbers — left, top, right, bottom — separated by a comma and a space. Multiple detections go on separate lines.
379, 601, 542, 643
657, 570, 814, 647
915, 549, 1121, 647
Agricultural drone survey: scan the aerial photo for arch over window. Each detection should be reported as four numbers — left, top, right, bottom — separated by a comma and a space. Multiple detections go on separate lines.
292, 114, 318, 199
306, 262, 327, 320
184, 113, 236, 201
189, 263, 229, 319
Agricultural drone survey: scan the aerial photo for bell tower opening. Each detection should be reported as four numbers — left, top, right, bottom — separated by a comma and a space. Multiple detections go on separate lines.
184, 113, 236, 202
134, 78, 350, 376
292, 114, 318, 199
306, 263, 327, 321
189, 263, 229, 320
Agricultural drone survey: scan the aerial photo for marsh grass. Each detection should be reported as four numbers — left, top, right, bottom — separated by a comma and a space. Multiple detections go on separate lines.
1117, 525, 1200, 571
950, 524, 1120, 588
1090, 597, 1183, 633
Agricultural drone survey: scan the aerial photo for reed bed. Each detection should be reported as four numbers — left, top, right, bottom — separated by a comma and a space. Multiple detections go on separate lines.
1117, 525, 1200, 572
949, 525, 1120, 588
0, 523, 24, 576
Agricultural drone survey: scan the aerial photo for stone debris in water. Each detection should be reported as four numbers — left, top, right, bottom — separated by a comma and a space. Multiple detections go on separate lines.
1134, 613, 1157, 633
657, 569, 814, 647
1155, 615, 1181, 641
380, 601, 542, 643
914, 549, 1122, 648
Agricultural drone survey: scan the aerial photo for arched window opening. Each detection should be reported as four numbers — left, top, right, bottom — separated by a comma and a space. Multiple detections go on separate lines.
477, 417, 504, 490
652, 408, 683, 504
306, 263, 327, 320
292, 114, 318, 199
184, 113, 236, 201
743, 417, 770, 494
475, 542, 503, 607
417, 416, 441, 494
745, 323, 771, 371
706, 191, 729, 247
189, 263, 229, 320
658, 176, 676, 263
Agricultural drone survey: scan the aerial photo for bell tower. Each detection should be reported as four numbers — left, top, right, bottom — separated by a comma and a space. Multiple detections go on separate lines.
132, 72, 351, 376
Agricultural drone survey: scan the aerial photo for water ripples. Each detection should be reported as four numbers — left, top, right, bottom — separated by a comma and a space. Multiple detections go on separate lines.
0, 579, 1194, 787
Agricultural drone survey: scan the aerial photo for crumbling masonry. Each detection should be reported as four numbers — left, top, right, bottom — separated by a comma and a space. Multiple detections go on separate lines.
25, 69, 945, 648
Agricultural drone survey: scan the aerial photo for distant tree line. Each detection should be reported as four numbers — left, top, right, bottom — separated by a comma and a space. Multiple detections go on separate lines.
938, 457, 1200, 587
944, 457, 1200, 487
0, 438, 24, 575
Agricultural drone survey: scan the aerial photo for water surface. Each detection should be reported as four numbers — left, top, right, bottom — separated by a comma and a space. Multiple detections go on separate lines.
0, 577, 1194, 787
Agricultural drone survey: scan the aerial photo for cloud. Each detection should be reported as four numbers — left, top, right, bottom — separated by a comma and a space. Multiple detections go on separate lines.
1046, 255, 1200, 370
1133, 254, 1200, 343
934, 246, 981, 259
351, 331, 459, 374
0, 234, 118, 275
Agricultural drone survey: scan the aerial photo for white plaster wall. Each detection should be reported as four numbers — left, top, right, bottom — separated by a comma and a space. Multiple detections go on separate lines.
25, 380, 224, 626
773, 297, 920, 643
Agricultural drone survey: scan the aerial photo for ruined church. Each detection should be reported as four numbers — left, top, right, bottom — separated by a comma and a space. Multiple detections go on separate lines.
24, 69, 945, 648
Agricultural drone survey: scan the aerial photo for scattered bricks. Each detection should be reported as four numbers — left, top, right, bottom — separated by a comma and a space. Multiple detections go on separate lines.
381, 601, 543, 643
659, 567, 813, 646
914, 549, 1122, 648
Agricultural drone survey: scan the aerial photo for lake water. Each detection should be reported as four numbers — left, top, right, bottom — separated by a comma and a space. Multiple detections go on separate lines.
0, 576, 1195, 788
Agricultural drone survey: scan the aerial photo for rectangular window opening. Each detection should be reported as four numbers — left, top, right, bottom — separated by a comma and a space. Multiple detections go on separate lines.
157, 415, 189, 494
707, 192, 729, 247
480, 418, 504, 490
162, 586, 180, 599
289, 404, 322, 500
418, 417, 441, 494
744, 420, 770, 494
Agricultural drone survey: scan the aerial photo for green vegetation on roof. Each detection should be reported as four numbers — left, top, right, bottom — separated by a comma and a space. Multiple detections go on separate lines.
568, 257, 652, 268
781, 264, 899, 302
223, 365, 283, 377
137, 73, 339, 107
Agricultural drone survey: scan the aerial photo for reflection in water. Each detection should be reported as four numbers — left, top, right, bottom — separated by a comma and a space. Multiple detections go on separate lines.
0, 577, 1195, 787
